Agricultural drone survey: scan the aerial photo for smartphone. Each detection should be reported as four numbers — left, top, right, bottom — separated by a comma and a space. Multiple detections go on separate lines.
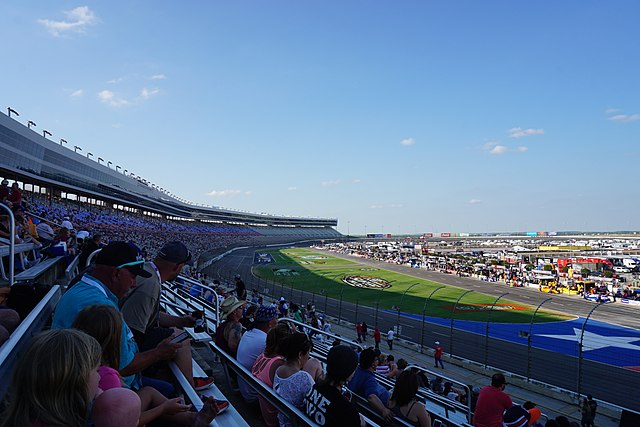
170, 331, 190, 344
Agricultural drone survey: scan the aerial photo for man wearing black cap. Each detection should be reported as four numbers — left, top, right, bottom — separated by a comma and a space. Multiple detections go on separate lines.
121, 241, 213, 391
53, 241, 179, 389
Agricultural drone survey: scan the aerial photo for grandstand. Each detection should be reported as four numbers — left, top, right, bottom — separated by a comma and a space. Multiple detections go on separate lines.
0, 111, 341, 257
1, 108, 635, 426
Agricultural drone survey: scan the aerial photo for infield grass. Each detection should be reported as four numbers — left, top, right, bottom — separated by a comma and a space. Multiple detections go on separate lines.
253, 248, 571, 323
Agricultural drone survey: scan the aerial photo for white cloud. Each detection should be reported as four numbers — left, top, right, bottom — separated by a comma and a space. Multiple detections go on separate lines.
508, 127, 544, 138
244, 191, 252, 196
97, 90, 130, 107
468, 199, 482, 205
605, 107, 621, 114
352, 178, 362, 184
37, 6, 97, 37
287, 187, 297, 191
489, 145, 508, 155
140, 88, 160, 99
515, 146, 529, 153
107, 77, 126, 84
400, 137, 415, 146
321, 180, 341, 187
207, 189, 241, 197
70, 89, 83, 98
151, 74, 168, 80
608, 114, 640, 122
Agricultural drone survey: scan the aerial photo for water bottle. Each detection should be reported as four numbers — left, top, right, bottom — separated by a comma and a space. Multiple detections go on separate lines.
193, 310, 205, 333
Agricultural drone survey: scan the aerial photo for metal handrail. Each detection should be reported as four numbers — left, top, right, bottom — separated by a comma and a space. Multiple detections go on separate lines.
277, 317, 364, 351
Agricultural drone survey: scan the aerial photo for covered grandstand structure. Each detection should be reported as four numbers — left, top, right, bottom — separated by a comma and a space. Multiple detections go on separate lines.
0, 111, 340, 239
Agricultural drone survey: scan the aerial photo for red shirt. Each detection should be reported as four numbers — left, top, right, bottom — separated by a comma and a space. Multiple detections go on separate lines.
373, 329, 381, 342
473, 386, 512, 427
435, 345, 443, 358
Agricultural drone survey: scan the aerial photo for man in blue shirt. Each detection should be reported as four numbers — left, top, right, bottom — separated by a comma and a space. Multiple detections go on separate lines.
53, 241, 179, 389
348, 348, 394, 422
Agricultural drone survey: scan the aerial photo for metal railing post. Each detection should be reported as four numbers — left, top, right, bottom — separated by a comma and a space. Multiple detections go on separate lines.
420, 285, 446, 353
484, 292, 509, 368
0, 204, 15, 286
396, 282, 421, 335
527, 297, 552, 381
449, 290, 474, 355
577, 302, 608, 397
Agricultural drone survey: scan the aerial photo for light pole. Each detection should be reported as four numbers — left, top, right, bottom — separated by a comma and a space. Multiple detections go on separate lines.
74, 146, 82, 153
124, 169, 128, 175
7, 107, 19, 118
42, 130, 52, 138
98, 157, 104, 165
116, 165, 121, 172
107, 161, 113, 168
60, 139, 67, 146
87, 152, 93, 159
27, 120, 36, 129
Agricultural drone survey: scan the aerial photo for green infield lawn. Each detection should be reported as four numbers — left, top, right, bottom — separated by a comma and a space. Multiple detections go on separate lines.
253, 248, 571, 323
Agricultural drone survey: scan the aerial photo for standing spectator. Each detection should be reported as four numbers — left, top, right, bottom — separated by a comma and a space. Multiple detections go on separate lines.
348, 348, 394, 423
373, 326, 381, 349
234, 274, 247, 300
274, 333, 315, 427
304, 345, 364, 427
387, 327, 395, 350
434, 341, 445, 369
586, 395, 597, 425
579, 397, 593, 427
0, 179, 9, 204
361, 321, 368, 342
355, 322, 362, 342
472, 373, 512, 427
237, 305, 279, 402
387, 370, 433, 427
8, 182, 22, 207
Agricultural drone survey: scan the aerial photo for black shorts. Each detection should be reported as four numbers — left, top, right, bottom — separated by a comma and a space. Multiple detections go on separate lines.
135, 327, 174, 352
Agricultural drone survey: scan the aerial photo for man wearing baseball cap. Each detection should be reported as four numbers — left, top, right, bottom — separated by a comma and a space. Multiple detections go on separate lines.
121, 241, 213, 391
53, 242, 180, 389
237, 305, 279, 402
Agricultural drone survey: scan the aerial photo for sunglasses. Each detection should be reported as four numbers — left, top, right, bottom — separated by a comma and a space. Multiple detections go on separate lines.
116, 260, 145, 269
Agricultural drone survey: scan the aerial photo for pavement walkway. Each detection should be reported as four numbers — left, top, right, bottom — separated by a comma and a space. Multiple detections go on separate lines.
326, 318, 619, 427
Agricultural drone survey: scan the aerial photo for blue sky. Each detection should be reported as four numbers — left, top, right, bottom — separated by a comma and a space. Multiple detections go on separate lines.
1, 2, 639, 234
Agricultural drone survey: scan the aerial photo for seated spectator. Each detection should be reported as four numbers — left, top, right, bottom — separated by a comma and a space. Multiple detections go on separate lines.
431, 376, 444, 394
274, 332, 315, 427
121, 241, 212, 391
253, 322, 293, 426
502, 402, 541, 427
215, 296, 246, 357
348, 348, 394, 423
52, 241, 180, 391
239, 304, 258, 330
443, 381, 462, 401
388, 370, 433, 427
78, 233, 103, 269
0, 329, 102, 427
473, 373, 512, 427
73, 304, 220, 426
0, 179, 9, 205
375, 354, 391, 375
0, 304, 20, 346
92, 388, 141, 427
304, 344, 364, 427
237, 305, 279, 402
34, 214, 55, 244
386, 358, 407, 379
